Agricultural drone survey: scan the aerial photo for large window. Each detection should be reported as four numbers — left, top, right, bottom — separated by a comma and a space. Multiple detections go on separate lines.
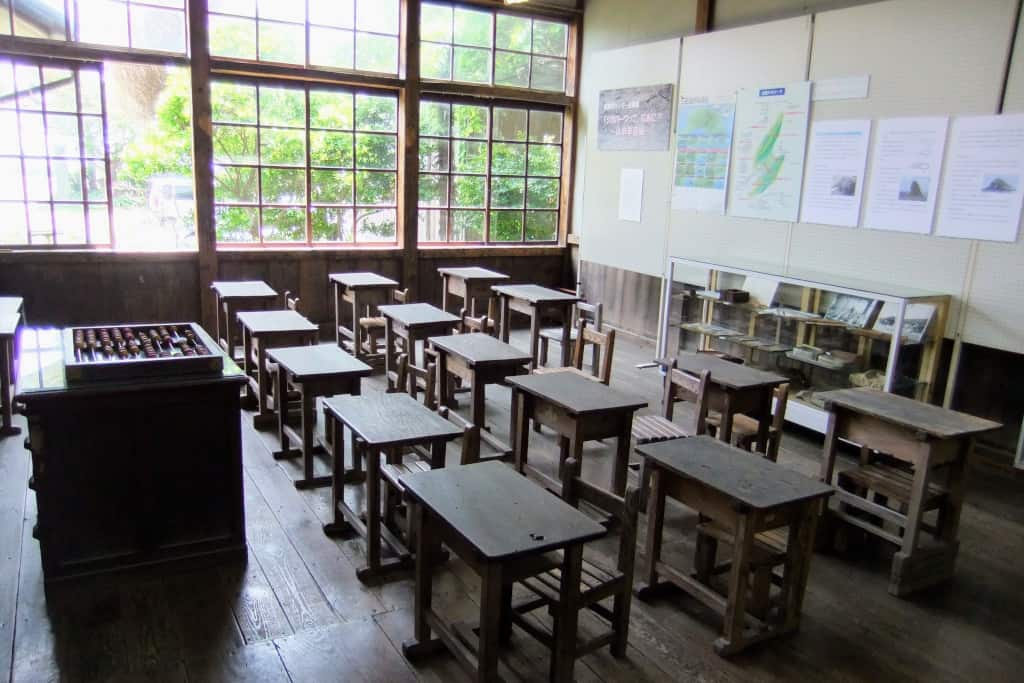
209, 0, 400, 74
418, 100, 562, 244
212, 80, 398, 246
421, 3, 569, 93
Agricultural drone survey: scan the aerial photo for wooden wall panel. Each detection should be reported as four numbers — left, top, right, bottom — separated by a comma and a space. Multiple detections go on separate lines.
580, 259, 662, 341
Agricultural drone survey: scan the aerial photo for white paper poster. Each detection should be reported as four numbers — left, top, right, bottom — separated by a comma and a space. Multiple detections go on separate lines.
799, 119, 871, 228
671, 95, 736, 213
728, 82, 811, 223
618, 168, 644, 223
863, 117, 949, 234
935, 114, 1024, 242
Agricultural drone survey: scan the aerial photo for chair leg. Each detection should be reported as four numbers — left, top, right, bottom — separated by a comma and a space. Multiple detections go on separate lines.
610, 589, 631, 658
539, 337, 549, 366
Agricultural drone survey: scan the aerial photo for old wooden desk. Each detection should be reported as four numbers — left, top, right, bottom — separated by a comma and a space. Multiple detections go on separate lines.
429, 333, 531, 458
330, 272, 399, 363
818, 388, 1001, 596
492, 284, 579, 369
437, 266, 508, 322
236, 310, 319, 430
0, 313, 20, 436
507, 372, 646, 495
676, 353, 788, 456
210, 281, 278, 361
379, 303, 460, 397
636, 436, 833, 655
322, 392, 462, 583
400, 461, 605, 682
267, 344, 371, 490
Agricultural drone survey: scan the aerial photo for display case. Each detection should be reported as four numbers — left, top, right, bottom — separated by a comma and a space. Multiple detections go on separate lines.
656, 258, 951, 433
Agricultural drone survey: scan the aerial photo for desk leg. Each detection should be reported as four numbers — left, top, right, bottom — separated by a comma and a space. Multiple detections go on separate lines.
324, 417, 354, 536
612, 417, 631, 496
352, 291, 363, 358
714, 513, 755, 656
402, 502, 441, 659
637, 468, 666, 597
441, 275, 450, 314
384, 317, 396, 391
470, 370, 485, 428
357, 444, 382, 584
408, 331, 420, 399
780, 502, 819, 633
528, 307, 541, 370
295, 388, 331, 490
273, 366, 299, 460
213, 294, 223, 350
559, 307, 572, 368
552, 544, 583, 682
512, 390, 530, 475
499, 295, 511, 343
939, 440, 971, 544
0, 337, 18, 436
334, 283, 342, 347
255, 340, 271, 428
241, 326, 256, 409
754, 388, 773, 457
224, 301, 235, 359
718, 393, 734, 445
477, 562, 504, 683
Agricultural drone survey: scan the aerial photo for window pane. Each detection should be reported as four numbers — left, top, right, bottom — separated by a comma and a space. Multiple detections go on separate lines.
356, 208, 396, 241
356, 0, 399, 34
28, 203, 53, 243
453, 47, 490, 84
24, 160, 49, 200
418, 209, 448, 243
451, 175, 485, 208
491, 143, 526, 175
527, 178, 559, 209
310, 131, 354, 167
533, 20, 568, 57
310, 91, 354, 130
260, 128, 305, 166
490, 177, 524, 209
419, 174, 448, 207
356, 33, 399, 74
496, 14, 531, 52
51, 159, 83, 201
420, 102, 451, 137
494, 52, 530, 89
0, 205, 27, 244
215, 165, 259, 203
259, 21, 305, 64
493, 108, 527, 141
79, 2, 129, 47
47, 114, 80, 157
262, 207, 306, 241
42, 69, 77, 113
454, 8, 492, 47
20, 114, 46, 156
13, 0, 66, 39
0, 113, 16, 154
216, 206, 259, 243
214, 126, 258, 164
311, 169, 353, 204
452, 105, 488, 139
131, 5, 187, 53
422, 43, 452, 80
86, 161, 106, 201
54, 204, 86, 244
89, 205, 111, 244
213, 83, 258, 123
490, 211, 522, 242
422, 4, 453, 43
83, 118, 105, 158
0, 159, 22, 199
210, 16, 257, 59
260, 86, 305, 127
528, 144, 561, 176
355, 171, 396, 205
529, 110, 563, 143
310, 27, 355, 70
210, 0, 256, 15
312, 207, 354, 242
526, 211, 557, 241
15, 65, 41, 110
261, 168, 306, 203
309, 0, 354, 29
355, 94, 397, 132
530, 57, 566, 92
79, 70, 103, 114
419, 138, 449, 172
451, 140, 487, 174
355, 134, 397, 170
258, 0, 305, 23
451, 210, 484, 241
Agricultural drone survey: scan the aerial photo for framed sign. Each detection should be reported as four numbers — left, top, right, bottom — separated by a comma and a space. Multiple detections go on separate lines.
598, 84, 674, 151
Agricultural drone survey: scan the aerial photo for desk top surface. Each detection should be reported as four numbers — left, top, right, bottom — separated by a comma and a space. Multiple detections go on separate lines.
0, 313, 19, 337
676, 353, 788, 391
0, 297, 24, 316
819, 387, 1001, 439
323, 392, 462, 446
379, 303, 460, 327
401, 461, 605, 561
267, 344, 371, 380
491, 284, 579, 304
329, 272, 399, 288
428, 334, 531, 367
236, 310, 319, 335
639, 436, 833, 510
506, 371, 646, 415
211, 281, 278, 299
437, 266, 510, 281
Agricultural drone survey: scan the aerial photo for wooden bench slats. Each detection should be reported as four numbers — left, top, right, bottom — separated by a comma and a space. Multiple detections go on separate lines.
838, 462, 948, 507
631, 414, 692, 443
696, 521, 788, 567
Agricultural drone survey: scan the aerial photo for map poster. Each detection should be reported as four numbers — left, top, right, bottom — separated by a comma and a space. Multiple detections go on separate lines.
597, 84, 674, 151
727, 82, 811, 222
671, 95, 736, 213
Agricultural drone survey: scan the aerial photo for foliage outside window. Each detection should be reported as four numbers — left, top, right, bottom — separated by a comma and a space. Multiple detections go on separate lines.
421, 3, 568, 93
209, 0, 400, 75
418, 100, 561, 244
1, 0, 188, 54
212, 80, 398, 245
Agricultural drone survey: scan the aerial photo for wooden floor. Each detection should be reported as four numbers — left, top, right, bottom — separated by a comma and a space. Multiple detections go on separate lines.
2, 330, 1023, 682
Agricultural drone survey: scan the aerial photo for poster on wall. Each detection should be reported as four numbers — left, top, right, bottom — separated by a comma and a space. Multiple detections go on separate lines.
727, 81, 811, 222
863, 117, 948, 234
671, 95, 736, 213
935, 114, 1024, 242
799, 119, 871, 228
597, 84, 674, 151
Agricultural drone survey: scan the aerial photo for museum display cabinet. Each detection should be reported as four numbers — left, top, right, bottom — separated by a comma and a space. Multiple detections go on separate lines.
656, 258, 952, 432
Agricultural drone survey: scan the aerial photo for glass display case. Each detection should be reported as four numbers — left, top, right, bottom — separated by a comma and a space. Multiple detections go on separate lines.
656, 258, 952, 433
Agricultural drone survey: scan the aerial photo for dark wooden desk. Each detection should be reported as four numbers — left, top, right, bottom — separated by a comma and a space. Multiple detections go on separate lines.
429, 333, 531, 458
400, 461, 605, 682
818, 388, 1000, 596
438, 266, 508, 324
210, 281, 278, 361
379, 303, 460, 397
676, 353, 787, 456
322, 393, 462, 583
492, 284, 579, 369
507, 372, 645, 495
267, 344, 372, 490
637, 436, 833, 655
330, 272, 399, 363
237, 310, 319, 429
0, 313, 20, 436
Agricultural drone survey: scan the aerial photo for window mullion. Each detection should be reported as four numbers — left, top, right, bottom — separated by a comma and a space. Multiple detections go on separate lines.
73, 66, 91, 245
305, 87, 312, 245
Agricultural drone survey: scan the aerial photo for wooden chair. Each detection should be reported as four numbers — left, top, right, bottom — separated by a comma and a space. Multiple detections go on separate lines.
459, 308, 489, 334
706, 383, 790, 462
538, 300, 602, 368
534, 319, 615, 384
283, 290, 300, 312
362, 288, 408, 355
390, 350, 437, 409
511, 459, 641, 672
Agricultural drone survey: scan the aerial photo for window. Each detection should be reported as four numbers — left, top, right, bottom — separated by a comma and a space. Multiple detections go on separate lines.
418, 100, 562, 244
0, 57, 112, 246
209, 0, 400, 75
3, 0, 188, 54
421, 3, 569, 93
212, 80, 398, 246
